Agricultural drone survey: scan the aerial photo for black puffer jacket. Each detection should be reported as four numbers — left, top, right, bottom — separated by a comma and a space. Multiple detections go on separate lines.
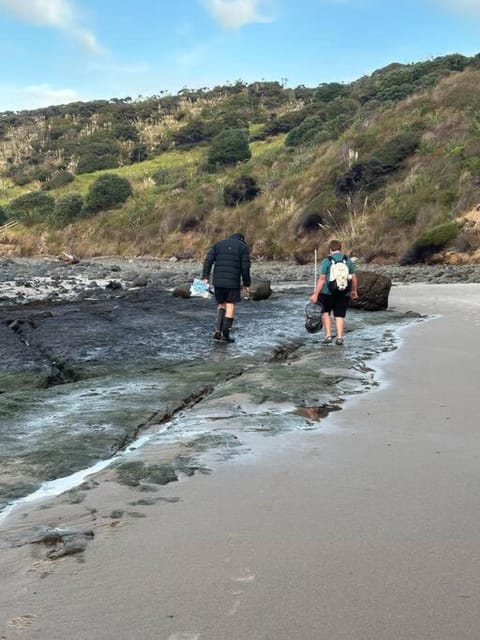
202, 233, 251, 289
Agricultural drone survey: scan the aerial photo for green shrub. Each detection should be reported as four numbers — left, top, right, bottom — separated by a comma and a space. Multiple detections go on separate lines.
41, 170, 74, 191
84, 174, 133, 213
151, 167, 188, 187
49, 193, 84, 227
77, 153, 119, 174
296, 212, 323, 234
6, 191, 55, 224
113, 122, 139, 142
223, 175, 260, 206
0, 205, 7, 225
263, 111, 306, 136
285, 116, 324, 147
151, 168, 174, 186
9, 171, 32, 187
314, 82, 349, 103
173, 118, 222, 146
336, 131, 422, 194
74, 135, 122, 174
207, 128, 251, 170
400, 221, 458, 264
389, 202, 418, 226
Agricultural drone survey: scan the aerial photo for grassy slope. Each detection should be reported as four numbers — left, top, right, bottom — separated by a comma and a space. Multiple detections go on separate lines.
2, 68, 480, 261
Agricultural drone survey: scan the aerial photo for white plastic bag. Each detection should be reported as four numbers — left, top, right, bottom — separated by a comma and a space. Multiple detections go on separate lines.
190, 278, 212, 298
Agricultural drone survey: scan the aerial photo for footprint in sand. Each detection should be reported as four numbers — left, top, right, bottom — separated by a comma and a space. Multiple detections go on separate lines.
228, 599, 242, 616
228, 569, 256, 616
231, 568, 256, 583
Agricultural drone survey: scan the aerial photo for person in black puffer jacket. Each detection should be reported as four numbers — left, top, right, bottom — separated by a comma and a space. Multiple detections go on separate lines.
202, 233, 251, 342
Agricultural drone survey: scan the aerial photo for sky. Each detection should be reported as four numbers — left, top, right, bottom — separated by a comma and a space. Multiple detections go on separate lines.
0, 0, 480, 112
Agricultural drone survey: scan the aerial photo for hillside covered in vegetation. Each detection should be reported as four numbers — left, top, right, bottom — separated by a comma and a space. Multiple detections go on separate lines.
1, 52, 480, 264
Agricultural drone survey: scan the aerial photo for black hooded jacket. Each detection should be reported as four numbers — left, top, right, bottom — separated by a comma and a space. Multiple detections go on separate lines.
202, 233, 251, 289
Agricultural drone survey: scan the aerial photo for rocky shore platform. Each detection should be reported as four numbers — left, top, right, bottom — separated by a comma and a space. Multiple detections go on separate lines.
2, 255, 480, 307
1, 253, 478, 391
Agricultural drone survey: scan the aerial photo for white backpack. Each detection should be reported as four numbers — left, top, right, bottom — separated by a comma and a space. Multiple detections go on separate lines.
327, 255, 351, 293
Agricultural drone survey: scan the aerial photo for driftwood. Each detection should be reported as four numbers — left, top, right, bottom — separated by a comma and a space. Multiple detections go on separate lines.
0, 219, 19, 234
57, 251, 79, 265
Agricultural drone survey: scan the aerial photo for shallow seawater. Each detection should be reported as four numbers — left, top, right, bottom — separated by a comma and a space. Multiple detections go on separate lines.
0, 290, 420, 512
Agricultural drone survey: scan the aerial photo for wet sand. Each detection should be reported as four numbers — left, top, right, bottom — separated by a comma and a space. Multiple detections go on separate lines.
1, 283, 480, 640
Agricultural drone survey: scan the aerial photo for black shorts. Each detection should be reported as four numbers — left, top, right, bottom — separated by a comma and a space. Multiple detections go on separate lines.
318, 293, 349, 318
214, 287, 241, 304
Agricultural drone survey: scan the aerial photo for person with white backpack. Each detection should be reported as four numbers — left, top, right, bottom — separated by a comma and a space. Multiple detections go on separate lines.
309, 239, 358, 345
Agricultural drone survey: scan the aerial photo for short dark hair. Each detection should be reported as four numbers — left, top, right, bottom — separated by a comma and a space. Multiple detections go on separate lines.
328, 239, 342, 252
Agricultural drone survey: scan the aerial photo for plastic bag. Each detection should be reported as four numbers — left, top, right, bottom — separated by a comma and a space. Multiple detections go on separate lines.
190, 278, 212, 298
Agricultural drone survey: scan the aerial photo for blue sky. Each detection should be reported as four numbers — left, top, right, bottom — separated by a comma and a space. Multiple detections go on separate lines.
0, 0, 479, 112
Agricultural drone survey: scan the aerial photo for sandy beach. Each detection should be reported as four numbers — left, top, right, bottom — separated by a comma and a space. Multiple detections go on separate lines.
1, 283, 479, 640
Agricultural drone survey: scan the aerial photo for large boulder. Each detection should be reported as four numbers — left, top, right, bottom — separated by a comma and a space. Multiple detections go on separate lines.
249, 278, 272, 301
293, 250, 314, 265
349, 270, 391, 311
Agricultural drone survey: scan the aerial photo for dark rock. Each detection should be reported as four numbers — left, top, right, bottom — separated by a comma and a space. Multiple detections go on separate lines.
349, 270, 392, 311
249, 278, 272, 301
47, 539, 87, 559
131, 275, 149, 287
172, 283, 191, 298
175, 250, 195, 260
105, 280, 122, 290
30, 526, 94, 546
293, 250, 314, 265
109, 509, 125, 519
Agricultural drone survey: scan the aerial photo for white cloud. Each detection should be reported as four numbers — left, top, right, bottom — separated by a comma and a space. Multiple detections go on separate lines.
0, 83, 80, 111
203, 0, 275, 28
0, 0, 103, 53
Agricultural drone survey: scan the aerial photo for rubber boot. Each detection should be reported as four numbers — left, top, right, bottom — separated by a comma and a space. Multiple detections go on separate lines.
213, 308, 225, 340
222, 317, 235, 343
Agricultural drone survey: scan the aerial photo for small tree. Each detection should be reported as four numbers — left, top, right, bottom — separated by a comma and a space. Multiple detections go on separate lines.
223, 175, 260, 206
84, 173, 133, 213
6, 191, 55, 225
113, 122, 139, 142
129, 144, 148, 163
207, 128, 251, 170
49, 193, 84, 228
